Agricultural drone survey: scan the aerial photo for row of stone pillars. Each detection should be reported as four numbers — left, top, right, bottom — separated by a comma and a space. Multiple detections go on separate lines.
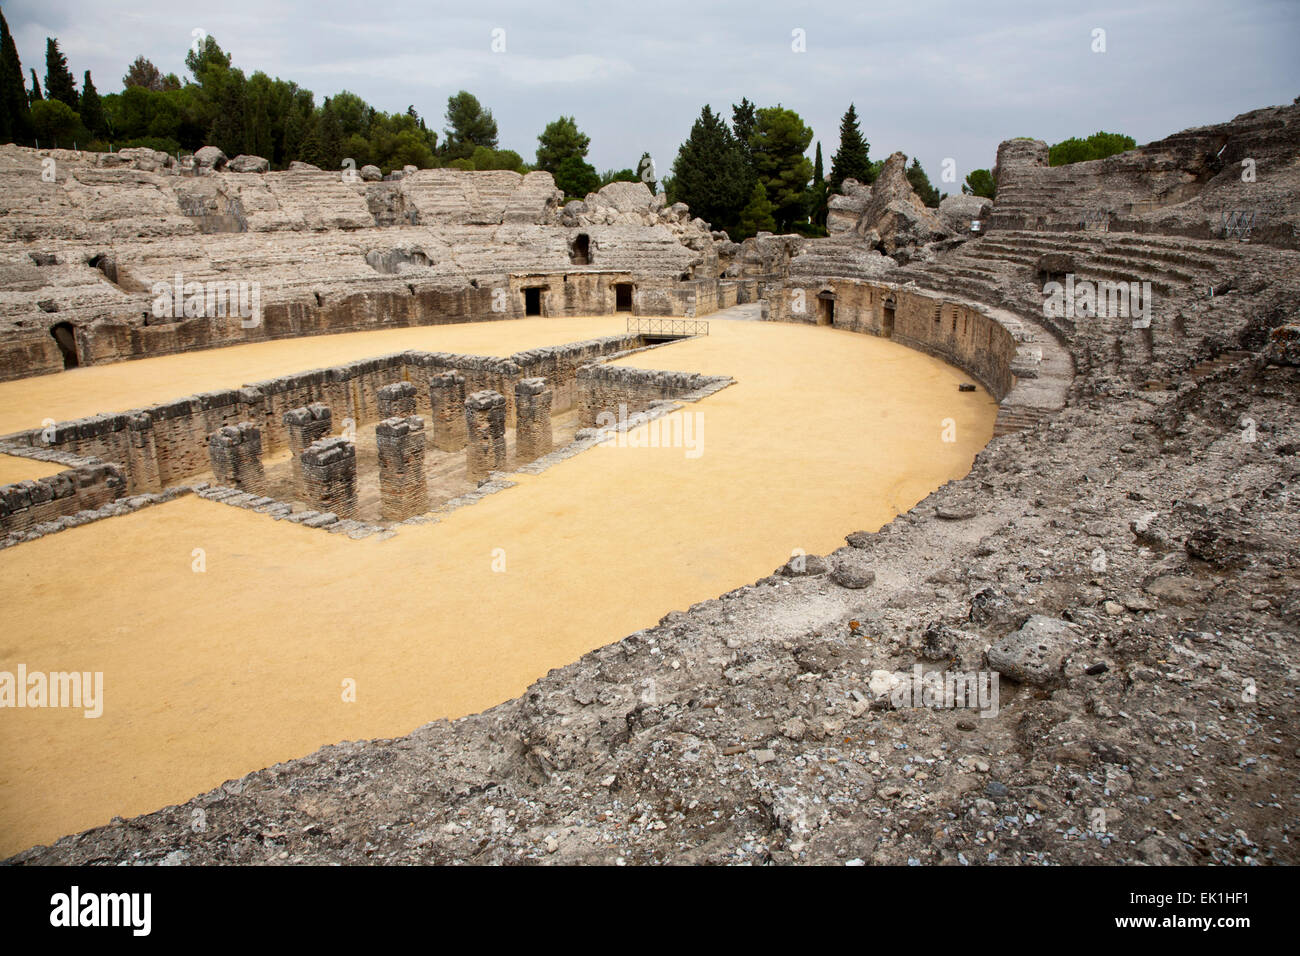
206, 376, 554, 521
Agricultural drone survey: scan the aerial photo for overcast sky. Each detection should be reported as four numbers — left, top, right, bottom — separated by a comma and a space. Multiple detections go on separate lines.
6, 0, 1298, 186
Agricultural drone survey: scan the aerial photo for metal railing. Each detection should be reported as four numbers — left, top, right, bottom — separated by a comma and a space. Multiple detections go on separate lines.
627, 317, 710, 337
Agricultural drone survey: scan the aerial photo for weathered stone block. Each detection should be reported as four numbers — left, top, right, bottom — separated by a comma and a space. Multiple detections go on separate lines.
465, 390, 506, 481
514, 377, 553, 463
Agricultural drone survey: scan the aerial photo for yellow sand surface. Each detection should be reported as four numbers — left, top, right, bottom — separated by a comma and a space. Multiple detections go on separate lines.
0, 317, 633, 436
0, 317, 996, 855
0, 455, 64, 483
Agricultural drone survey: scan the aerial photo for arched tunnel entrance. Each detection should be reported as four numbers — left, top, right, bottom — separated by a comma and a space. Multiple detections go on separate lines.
50, 322, 79, 369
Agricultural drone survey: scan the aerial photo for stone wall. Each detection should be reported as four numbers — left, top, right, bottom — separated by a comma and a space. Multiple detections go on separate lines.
0, 337, 653, 493
768, 279, 1019, 400
576, 365, 734, 428
0, 458, 126, 532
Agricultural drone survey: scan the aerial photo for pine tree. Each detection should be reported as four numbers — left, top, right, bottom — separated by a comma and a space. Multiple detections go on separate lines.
123, 55, 165, 91
750, 106, 814, 232
829, 103, 872, 194
736, 180, 776, 239
79, 71, 106, 139
535, 116, 590, 173
317, 100, 343, 169
44, 38, 77, 110
668, 104, 749, 235
962, 169, 995, 199
444, 91, 498, 158
0, 10, 30, 144
906, 158, 941, 207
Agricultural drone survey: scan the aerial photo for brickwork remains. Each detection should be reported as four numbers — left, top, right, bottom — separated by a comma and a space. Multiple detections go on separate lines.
429, 371, 468, 451
376, 382, 417, 420
207, 422, 266, 494
376, 416, 428, 520
300, 436, 357, 519
283, 403, 332, 495
464, 390, 507, 482
514, 377, 553, 463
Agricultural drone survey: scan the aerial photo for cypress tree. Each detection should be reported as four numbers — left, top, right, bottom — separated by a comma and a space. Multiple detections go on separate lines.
44, 38, 78, 110
0, 10, 30, 143
828, 103, 872, 194
28, 68, 41, 103
79, 70, 106, 138
811, 141, 828, 228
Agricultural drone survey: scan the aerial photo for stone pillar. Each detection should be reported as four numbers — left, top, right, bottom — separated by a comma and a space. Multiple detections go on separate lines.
126, 411, 162, 493
283, 403, 332, 495
300, 437, 357, 519
377, 381, 417, 420
207, 422, 266, 494
514, 377, 553, 463
376, 416, 428, 520
464, 390, 506, 481
429, 370, 467, 451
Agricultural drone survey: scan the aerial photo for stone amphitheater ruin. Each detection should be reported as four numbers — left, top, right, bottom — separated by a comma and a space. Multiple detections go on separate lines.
1, 102, 1297, 865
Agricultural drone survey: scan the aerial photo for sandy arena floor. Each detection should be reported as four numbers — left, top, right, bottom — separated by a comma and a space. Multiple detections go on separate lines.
0, 313, 997, 855
0, 454, 65, 483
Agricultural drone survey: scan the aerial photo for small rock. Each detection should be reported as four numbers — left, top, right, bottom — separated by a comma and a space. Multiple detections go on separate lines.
831, 565, 875, 589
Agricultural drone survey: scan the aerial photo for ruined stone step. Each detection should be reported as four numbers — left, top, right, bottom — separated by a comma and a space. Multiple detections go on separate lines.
992, 405, 1048, 436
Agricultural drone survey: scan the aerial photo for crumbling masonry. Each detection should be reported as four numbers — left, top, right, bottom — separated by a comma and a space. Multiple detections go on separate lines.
283, 403, 332, 496
207, 422, 266, 494
300, 436, 357, 519
429, 371, 468, 451
376, 382, 417, 420
513, 377, 553, 463
464, 390, 507, 481
376, 416, 428, 520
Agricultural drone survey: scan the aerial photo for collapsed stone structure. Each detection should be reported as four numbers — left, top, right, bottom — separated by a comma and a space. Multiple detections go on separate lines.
4, 102, 1300, 866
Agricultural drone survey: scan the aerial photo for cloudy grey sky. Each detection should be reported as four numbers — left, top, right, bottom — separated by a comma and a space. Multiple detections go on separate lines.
7, 0, 1299, 185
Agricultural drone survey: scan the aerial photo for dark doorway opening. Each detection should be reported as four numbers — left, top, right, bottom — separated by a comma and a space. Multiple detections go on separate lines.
570, 234, 591, 265
523, 287, 542, 316
615, 283, 633, 312
882, 303, 896, 338
51, 322, 79, 368
817, 293, 835, 326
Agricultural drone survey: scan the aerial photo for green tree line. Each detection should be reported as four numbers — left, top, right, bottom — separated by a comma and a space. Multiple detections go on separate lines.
0, 9, 1137, 231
